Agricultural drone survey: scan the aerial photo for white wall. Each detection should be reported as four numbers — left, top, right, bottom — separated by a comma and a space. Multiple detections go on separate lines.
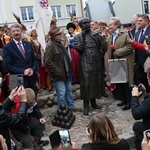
86, 0, 112, 23
113, 0, 142, 24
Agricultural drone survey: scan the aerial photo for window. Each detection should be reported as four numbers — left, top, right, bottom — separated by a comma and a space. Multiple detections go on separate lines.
66, 4, 76, 18
144, 1, 149, 14
51, 5, 62, 19
20, 6, 34, 21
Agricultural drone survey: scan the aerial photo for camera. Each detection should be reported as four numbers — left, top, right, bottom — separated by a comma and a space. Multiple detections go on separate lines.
59, 129, 71, 147
145, 129, 150, 140
9, 74, 24, 90
130, 84, 145, 92
49, 129, 71, 148
17, 74, 24, 87
145, 34, 150, 45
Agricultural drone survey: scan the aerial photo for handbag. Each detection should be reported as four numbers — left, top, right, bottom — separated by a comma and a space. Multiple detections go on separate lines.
108, 58, 128, 83
143, 57, 150, 73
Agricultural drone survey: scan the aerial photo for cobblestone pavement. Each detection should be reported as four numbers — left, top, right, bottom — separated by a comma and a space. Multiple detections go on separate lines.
37, 85, 138, 150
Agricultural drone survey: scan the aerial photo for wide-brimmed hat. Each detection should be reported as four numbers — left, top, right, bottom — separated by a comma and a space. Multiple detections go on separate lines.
49, 27, 62, 37
66, 22, 76, 30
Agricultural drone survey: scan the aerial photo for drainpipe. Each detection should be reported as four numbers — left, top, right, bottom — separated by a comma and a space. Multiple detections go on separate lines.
80, 0, 84, 17
85, 2, 91, 20
108, 1, 116, 16
141, 0, 144, 13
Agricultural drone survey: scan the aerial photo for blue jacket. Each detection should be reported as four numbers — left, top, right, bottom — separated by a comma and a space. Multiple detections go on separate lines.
3, 40, 38, 89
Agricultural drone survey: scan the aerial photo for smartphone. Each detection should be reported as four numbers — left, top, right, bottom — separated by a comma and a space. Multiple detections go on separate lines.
17, 74, 24, 87
59, 129, 71, 147
145, 129, 150, 140
145, 35, 150, 45
9, 74, 24, 90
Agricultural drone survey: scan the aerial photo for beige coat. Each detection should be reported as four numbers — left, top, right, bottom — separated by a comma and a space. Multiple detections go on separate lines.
105, 28, 134, 84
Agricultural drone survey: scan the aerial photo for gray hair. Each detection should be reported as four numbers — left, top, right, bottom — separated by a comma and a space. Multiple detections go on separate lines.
110, 17, 121, 28
10, 24, 22, 29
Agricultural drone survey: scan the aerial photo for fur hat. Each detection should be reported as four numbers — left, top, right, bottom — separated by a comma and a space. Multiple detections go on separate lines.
49, 27, 62, 37
98, 20, 107, 26
66, 22, 76, 30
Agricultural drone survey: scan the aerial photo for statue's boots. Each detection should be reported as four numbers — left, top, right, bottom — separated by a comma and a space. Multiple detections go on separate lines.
83, 100, 89, 116
90, 99, 102, 109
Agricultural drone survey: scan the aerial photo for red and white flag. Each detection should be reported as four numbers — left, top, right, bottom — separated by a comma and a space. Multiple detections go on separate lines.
106, 81, 116, 92
34, 0, 53, 49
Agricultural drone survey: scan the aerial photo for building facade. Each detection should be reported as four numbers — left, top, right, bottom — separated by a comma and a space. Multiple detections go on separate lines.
0, 0, 84, 29
85, 0, 150, 24
48, 0, 84, 27
0, 0, 34, 28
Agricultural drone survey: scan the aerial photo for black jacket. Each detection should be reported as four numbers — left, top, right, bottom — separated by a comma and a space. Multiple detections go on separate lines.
82, 139, 129, 150
0, 98, 27, 150
11, 103, 43, 133
131, 93, 150, 130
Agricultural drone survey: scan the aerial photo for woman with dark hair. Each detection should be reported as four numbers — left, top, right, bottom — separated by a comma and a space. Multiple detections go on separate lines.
66, 22, 79, 84
82, 114, 130, 150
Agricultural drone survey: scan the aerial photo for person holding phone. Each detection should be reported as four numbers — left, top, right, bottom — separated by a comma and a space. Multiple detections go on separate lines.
10, 88, 49, 149
0, 86, 28, 150
131, 69, 150, 150
81, 113, 129, 150
49, 129, 78, 150
141, 131, 150, 150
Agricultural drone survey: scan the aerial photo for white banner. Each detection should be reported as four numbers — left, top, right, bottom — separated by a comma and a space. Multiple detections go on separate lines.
34, 0, 53, 50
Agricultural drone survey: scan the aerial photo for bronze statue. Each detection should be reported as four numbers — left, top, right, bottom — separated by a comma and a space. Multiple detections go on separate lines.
74, 18, 107, 115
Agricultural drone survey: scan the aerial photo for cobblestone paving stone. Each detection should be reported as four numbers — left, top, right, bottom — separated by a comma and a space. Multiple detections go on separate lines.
38, 85, 137, 150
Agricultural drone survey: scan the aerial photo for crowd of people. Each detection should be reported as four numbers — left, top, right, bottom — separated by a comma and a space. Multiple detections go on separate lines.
0, 12, 150, 150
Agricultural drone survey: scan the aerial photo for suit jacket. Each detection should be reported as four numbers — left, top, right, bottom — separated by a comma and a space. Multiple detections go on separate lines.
3, 40, 38, 89
129, 28, 136, 39
134, 25, 150, 66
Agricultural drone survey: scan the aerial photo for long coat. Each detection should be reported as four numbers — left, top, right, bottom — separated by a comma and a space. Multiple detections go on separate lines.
74, 30, 106, 100
105, 28, 134, 84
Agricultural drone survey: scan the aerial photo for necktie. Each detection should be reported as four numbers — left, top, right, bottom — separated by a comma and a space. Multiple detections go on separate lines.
138, 29, 144, 43
111, 34, 115, 59
111, 34, 114, 45
17, 42, 26, 59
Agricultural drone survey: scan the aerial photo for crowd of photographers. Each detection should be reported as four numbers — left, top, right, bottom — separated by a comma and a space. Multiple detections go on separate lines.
1, 12, 150, 150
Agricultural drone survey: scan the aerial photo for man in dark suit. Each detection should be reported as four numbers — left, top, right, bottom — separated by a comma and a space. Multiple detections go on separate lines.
3, 24, 38, 93
134, 14, 150, 92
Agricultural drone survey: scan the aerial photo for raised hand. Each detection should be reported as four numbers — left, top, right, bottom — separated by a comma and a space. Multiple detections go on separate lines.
8, 87, 18, 101
17, 86, 27, 102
